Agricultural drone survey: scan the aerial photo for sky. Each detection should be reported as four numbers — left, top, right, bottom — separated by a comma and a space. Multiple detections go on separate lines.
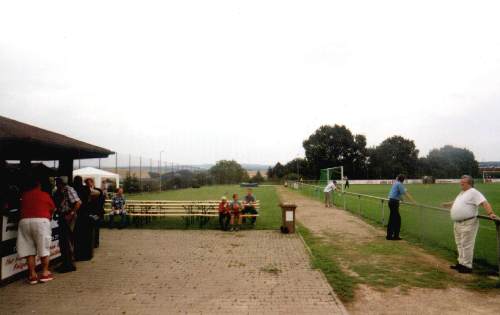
1, 0, 500, 165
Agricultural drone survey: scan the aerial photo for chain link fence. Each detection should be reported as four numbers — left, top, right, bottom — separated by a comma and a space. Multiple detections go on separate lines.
289, 181, 500, 274
63, 152, 206, 193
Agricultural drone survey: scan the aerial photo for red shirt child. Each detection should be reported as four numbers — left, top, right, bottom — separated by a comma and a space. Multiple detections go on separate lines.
218, 198, 230, 214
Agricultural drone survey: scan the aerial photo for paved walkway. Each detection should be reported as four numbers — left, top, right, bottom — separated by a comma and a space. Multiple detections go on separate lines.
0, 229, 347, 314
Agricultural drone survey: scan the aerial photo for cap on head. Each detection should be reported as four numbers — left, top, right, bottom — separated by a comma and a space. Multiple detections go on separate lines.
221, 196, 227, 201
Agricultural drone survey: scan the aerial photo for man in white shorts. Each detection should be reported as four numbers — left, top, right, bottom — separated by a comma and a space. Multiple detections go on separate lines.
17, 178, 56, 284
443, 175, 497, 273
323, 180, 337, 208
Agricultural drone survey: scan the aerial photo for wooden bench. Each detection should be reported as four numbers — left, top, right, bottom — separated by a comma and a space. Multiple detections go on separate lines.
104, 200, 260, 227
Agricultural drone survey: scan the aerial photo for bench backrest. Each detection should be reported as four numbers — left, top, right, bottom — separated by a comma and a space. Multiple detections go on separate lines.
104, 199, 260, 214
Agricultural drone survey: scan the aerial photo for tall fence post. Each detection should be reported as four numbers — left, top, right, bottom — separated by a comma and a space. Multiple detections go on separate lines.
496, 221, 500, 276
419, 205, 424, 242
381, 200, 385, 225
343, 193, 346, 210
358, 195, 362, 216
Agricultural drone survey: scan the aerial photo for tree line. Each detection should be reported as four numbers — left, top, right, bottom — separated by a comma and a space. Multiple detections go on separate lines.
267, 124, 479, 181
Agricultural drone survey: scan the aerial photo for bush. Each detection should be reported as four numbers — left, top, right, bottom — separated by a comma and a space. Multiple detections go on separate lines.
123, 173, 141, 193
250, 171, 265, 183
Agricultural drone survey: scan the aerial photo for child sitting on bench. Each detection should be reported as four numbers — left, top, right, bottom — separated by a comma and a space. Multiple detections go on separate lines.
218, 196, 231, 231
229, 193, 242, 231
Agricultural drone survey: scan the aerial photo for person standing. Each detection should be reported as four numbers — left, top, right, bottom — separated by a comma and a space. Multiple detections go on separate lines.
386, 174, 416, 241
53, 177, 81, 273
85, 178, 105, 248
323, 180, 337, 208
110, 188, 127, 229
73, 176, 92, 261
442, 175, 497, 273
17, 177, 55, 284
344, 176, 350, 190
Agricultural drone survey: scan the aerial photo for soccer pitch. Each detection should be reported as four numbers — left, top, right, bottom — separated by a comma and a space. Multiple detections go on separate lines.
296, 182, 500, 270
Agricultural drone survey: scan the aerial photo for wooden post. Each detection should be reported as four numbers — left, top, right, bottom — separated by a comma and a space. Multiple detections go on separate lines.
58, 159, 74, 185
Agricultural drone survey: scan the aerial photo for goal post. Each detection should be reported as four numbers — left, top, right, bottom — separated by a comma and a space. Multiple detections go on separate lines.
320, 166, 344, 192
482, 170, 500, 183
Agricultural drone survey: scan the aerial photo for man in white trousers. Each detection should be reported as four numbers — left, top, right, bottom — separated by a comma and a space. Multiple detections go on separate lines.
443, 175, 497, 273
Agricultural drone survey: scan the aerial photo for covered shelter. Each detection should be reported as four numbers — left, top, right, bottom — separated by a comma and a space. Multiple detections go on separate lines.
0, 115, 113, 180
0, 115, 113, 284
73, 167, 120, 190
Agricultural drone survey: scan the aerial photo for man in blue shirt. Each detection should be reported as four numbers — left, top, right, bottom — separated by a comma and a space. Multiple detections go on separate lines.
387, 174, 416, 240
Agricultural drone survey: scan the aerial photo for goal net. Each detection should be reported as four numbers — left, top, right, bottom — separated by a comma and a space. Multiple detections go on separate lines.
319, 166, 344, 192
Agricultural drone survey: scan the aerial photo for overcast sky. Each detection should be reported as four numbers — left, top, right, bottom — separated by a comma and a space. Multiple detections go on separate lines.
1, 0, 499, 165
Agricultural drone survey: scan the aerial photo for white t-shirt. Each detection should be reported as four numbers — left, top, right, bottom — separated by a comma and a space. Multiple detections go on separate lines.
324, 183, 336, 193
450, 188, 486, 221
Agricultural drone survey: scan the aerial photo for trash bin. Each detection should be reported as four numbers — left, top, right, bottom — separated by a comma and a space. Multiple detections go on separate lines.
280, 203, 297, 234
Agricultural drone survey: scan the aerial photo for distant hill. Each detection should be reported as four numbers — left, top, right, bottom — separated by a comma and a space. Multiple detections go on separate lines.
241, 164, 272, 171
479, 161, 500, 168
192, 163, 271, 171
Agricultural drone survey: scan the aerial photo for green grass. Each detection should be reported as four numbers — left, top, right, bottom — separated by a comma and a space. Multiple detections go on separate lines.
346, 183, 500, 210
297, 223, 457, 303
125, 185, 282, 230
297, 224, 357, 302
294, 183, 500, 272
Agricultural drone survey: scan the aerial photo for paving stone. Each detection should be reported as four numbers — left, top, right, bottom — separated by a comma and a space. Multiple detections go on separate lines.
0, 229, 347, 314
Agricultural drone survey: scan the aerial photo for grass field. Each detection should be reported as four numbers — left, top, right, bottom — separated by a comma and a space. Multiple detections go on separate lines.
294, 183, 500, 271
126, 185, 282, 230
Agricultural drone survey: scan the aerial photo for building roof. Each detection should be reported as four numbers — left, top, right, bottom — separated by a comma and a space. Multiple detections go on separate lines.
0, 115, 113, 160
73, 167, 120, 178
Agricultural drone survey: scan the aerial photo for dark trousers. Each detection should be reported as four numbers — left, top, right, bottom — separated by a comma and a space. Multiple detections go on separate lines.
219, 213, 230, 231
74, 213, 95, 261
387, 199, 401, 239
58, 215, 76, 269
94, 218, 101, 248
242, 207, 258, 224
109, 214, 127, 229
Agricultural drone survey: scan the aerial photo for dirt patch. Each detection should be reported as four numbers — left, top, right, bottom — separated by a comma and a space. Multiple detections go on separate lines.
278, 186, 500, 315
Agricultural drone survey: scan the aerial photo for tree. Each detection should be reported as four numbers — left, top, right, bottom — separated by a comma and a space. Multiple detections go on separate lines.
123, 173, 141, 193
302, 124, 368, 179
284, 158, 312, 179
266, 167, 274, 179
368, 136, 419, 178
250, 171, 265, 183
270, 162, 286, 180
193, 171, 214, 186
209, 160, 248, 184
425, 145, 479, 178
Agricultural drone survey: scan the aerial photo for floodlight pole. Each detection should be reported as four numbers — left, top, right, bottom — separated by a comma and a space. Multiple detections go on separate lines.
296, 154, 300, 178
159, 150, 164, 192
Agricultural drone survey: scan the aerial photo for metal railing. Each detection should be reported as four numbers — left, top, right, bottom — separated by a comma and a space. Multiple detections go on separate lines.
289, 181, 500, 275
